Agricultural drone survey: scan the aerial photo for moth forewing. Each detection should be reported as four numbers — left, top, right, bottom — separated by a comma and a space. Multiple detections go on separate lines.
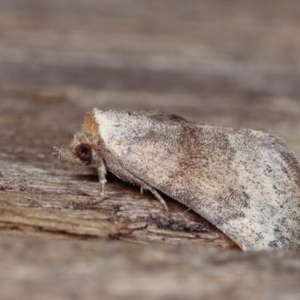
55, 109, 300, 251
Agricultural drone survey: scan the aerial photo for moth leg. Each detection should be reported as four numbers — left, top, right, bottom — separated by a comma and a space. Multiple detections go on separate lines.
144, 185, 168, 211
97, 162, 107, 193
107, 160, 168, 210
121, 174, 169, 210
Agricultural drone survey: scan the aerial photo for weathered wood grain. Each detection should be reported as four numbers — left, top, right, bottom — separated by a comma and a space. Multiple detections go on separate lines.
1, 237, 300, 300
0, 0, 300, 299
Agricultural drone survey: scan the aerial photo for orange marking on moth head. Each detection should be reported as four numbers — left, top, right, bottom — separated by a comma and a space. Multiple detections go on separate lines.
82, 111, 100, 136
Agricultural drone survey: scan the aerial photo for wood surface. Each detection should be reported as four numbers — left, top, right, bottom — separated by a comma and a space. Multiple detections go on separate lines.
0, 0, 300, 299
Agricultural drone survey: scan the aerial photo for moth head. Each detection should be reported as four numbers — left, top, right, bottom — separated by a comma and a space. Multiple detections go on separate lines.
53, 132, 99, 167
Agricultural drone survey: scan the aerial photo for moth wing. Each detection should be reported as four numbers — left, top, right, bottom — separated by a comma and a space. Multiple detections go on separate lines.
123, 110, 188, 122
108, 121, 300, 250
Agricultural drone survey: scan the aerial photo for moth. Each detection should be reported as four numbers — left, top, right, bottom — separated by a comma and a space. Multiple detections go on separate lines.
54, 109, 300, 251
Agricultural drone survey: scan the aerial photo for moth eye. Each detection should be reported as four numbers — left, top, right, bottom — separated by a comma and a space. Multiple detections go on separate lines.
75, 143, 92, 163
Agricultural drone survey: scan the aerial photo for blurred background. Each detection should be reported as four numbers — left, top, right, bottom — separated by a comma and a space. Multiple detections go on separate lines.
1, 2, 300, 299
1, 0, 300, 154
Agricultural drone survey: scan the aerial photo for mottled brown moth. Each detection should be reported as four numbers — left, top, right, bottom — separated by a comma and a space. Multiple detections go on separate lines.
54, 109, 300, 251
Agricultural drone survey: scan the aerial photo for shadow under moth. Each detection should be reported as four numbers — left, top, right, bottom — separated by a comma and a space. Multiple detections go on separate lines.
54, 109, 300, 251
